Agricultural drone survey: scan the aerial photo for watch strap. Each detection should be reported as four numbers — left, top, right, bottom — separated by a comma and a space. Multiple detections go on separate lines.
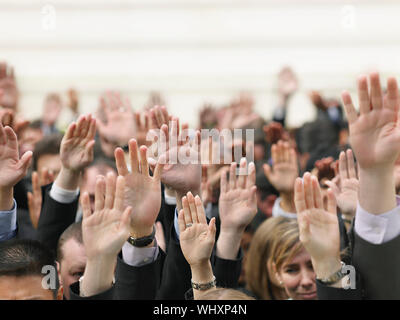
127, 226, 156, 247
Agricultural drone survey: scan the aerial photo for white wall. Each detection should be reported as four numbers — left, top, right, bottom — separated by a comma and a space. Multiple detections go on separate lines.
1, 0, 399, 127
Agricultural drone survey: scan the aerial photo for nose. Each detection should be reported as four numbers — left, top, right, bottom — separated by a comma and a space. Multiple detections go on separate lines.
300, 269, 315, 290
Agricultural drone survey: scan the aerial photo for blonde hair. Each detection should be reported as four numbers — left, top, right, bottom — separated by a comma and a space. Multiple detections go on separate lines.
245, 217, 302, 300
199, 288, 255, 300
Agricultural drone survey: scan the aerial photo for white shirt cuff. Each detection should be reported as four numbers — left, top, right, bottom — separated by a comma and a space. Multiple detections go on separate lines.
272, 197, 297, 219
354, 197, 400, 245
164, 190, 176, 206
121, 239, 159, 267
50, 183, 79, 204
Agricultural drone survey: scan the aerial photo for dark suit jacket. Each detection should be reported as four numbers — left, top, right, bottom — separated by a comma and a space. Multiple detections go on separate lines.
36, 183, 79, 255
317, 223, 400, 300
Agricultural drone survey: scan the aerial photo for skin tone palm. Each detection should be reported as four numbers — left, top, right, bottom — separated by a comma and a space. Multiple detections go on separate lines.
0, 123, 32, 210
263, 140, 298, 213
342, 73, 400, 214
178, 192, 216, 300
80, 173, 132, 297
149, 118, 202, 212
295, 172, 343, 288
217, 158, 257, 260
325, 149, 359, 223
114, 138, 164, 239
97, 91, 136, 146
56, 114, 96, 191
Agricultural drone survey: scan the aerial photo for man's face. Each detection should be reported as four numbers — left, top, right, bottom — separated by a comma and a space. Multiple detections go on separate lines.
37, 154, 62, 178
19, 128, 43, 155
59, 238, 86, 300
81, 165, 116, 212
0, 275, 58, 300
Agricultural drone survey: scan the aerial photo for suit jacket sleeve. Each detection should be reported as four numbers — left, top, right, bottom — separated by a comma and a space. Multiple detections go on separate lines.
69, 281, 115, 300
156, 222, 192, 300
37, 183, 78, 254
212, 249, 243, 289
114, 249, 166, 300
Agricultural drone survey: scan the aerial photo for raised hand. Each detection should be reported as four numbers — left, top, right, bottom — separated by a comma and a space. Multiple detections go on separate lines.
0, 123, 32, 196
97, 91, 136, 145
263, 122, 289, 145
114, 138, 164, 238
325, 149, 358, 220
80, 173, 132, 297
263, 140, 299, 194
0, 62, 18, 110
27, 169, 55, 229
81, 173, 132, 259
149, 105, 169, 129
178, 192, 216, 267
342, 73, 400, 169
157, 118, 202, 196
60, 114, 96, 172
134, 111, 151, 146
217, 159, 257, 260
295, 172, 341, 280
314, 157, 335, 183
342, 72, 399, 213
219, 159, 257, 232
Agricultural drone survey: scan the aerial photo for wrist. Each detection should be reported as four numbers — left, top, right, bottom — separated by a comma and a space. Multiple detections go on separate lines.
55, 166, 81, 191
81, 256, 116, 297
216, 229, 243, 260
0, 187, 13, 211
359, 166, 396, 214
312, 256, 342, 279
190, 260, 214, 283
129, 225, 154, 240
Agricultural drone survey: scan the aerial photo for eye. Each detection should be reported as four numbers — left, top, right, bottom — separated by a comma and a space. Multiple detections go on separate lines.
285, 267, 299, 274
72, 272, 84, 278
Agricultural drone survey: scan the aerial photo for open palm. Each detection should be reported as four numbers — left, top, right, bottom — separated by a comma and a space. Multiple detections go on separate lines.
81, 173, 132, 260
115, 139, 164, 238
60, 114, 96, 171
219, 159, 257, 232
0, 124, 32, 188
342, 73, 400, 169
295, 173, 340, 262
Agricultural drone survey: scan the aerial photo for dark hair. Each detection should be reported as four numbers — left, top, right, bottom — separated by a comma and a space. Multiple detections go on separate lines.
57, 221, 83, 263
0, 239, 60, 298
28, 119, 43, 130
32, 133, 63, 170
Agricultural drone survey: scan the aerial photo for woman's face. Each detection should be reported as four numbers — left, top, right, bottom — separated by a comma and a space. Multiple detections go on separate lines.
276, 248, 317, 300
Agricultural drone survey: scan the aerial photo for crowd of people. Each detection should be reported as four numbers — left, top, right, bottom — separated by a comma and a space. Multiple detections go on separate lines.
0, 62, 398, 300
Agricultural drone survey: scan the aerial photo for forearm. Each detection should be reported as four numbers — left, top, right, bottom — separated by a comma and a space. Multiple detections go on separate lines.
0, 187, 13, 211
190, 261, 216, 300
359, 167, 396, 214
55, 167, 81, 191
81, 256, 116, 297
216, 230, 242, 260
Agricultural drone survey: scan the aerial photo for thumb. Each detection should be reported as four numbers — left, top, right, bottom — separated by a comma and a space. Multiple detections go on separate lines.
208, 217, 216, 242
18, 151, 33, 174
263, 163, 272, 180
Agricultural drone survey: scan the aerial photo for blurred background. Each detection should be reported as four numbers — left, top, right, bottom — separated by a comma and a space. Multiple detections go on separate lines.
1, 0, 400, 127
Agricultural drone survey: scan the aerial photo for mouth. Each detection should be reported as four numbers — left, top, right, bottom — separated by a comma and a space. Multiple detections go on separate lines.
298, 291, 317, 300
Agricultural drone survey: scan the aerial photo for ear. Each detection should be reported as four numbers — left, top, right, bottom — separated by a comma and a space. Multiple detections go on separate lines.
271, 262, 283, 287
56, 286, 64, 300
56, 261, 62, 286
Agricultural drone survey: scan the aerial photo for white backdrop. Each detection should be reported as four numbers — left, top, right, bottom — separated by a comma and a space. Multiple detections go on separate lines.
1, 0, 400, 127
